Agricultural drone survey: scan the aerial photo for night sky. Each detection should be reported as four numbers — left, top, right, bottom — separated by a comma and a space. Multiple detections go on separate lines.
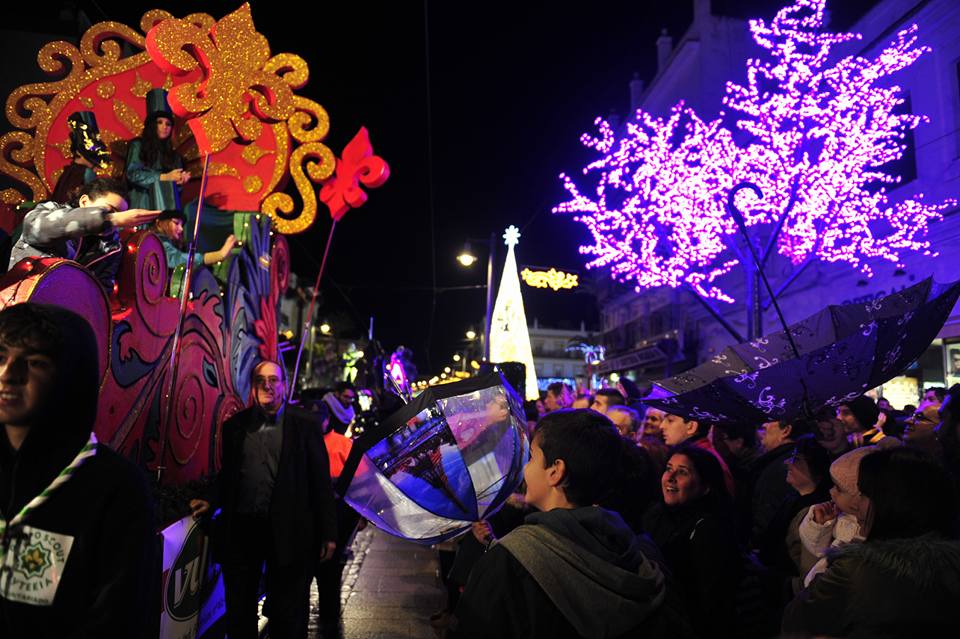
4, 0, 878, 376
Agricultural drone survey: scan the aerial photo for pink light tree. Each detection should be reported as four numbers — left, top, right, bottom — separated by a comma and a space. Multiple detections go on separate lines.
555, 0, 954, 341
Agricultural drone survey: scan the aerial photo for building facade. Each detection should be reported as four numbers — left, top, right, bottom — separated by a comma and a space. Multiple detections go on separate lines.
595, 0, 960, 405
528, 319, 597, 391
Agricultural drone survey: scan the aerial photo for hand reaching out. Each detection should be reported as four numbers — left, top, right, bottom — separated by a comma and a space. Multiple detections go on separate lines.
108, 209, 160, 228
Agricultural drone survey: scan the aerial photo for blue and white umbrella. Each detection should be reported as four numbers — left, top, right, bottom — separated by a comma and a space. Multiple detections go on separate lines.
337, 372, 529, 544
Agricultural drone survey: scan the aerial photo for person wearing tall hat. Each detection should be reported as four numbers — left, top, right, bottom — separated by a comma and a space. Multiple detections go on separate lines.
124, 88, 189, 212
50, 111, 113, 204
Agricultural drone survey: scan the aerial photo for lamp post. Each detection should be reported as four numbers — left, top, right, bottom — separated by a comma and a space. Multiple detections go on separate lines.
457, 233, 496, 359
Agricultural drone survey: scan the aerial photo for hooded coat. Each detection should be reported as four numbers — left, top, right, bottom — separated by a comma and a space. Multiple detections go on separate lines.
782, 534, 960, 638
450, 506, 694, 639
0, 305, 155, 638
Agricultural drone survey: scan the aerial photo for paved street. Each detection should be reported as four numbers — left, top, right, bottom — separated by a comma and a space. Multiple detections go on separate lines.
308, 527, 446, 639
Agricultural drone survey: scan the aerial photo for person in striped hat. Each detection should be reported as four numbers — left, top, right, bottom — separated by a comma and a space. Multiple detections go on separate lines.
0, 302, 155, 638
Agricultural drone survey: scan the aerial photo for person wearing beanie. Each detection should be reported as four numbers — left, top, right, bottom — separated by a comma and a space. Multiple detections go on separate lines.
837, 396, 884, 448
796, 440, 898, 586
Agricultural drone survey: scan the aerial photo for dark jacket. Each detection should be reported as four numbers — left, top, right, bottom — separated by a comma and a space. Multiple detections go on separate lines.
0, 305, 156, 638
214, 405, 337, 567
451, 506, 694, 639
643, 499, 742, 639
751, 442, 798, 544
782, 535, 960, 638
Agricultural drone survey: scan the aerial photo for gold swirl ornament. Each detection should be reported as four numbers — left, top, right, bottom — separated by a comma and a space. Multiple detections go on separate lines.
146, 3, 296, 155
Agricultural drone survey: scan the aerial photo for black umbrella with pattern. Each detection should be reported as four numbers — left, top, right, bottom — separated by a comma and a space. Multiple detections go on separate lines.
643, 277, 960, 425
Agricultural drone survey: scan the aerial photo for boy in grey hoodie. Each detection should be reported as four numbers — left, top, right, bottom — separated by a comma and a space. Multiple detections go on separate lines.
450, 409, 692, 639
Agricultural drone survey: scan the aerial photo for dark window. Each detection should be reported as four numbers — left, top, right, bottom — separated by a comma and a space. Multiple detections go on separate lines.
882, 93, 918, 187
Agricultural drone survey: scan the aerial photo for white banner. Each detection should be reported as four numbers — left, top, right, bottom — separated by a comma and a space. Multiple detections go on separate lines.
159, 516, 224, 639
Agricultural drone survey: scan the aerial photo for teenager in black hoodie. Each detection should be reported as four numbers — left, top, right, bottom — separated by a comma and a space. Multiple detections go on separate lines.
450, 409, 693, 639
0, 303, 155, 638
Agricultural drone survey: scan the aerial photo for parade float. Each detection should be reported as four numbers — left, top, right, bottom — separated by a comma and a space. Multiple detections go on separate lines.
0, 5, 389, 635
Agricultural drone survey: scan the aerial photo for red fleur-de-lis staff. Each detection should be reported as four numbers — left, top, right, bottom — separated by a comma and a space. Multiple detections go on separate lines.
288, 127, 390, 400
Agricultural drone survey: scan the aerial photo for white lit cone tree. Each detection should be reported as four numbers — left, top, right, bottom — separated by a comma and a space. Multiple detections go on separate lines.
555, 0, 954, 341
489, 225, 540, 400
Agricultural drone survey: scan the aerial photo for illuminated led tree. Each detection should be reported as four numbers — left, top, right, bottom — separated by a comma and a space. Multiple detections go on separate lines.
489, 226, 539, 400
555, 0, 954, 340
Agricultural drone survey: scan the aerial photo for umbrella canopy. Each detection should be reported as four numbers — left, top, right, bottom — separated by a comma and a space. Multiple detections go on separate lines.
337, 372, 529, 544
643, 277, 960, 426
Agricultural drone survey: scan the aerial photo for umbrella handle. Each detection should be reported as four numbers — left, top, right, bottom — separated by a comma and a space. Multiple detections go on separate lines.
727, 182, 816, 420
726, 182, 802, 361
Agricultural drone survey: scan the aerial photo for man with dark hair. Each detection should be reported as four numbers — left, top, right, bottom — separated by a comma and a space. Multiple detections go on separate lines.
0, 303, 155, 637
189, 359, 337, 639
543, 381, 573, 412
450, 409, 689, 638
712, 421, 761, 523
922, 386, 946, 405
837, 396, 883, 448
571, 392, 592, 410
590, 387, 625, 415
713, 421, 759, 470
8, 178, 159, 290
322, 381, 357, 435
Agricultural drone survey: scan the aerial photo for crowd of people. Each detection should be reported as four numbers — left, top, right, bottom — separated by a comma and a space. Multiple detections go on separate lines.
444, 380, 960, 638
2, 299, 959, 639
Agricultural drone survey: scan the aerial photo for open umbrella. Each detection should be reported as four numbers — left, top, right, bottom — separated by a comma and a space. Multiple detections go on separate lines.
336, 372, 529, 544
643, 277, 960, 425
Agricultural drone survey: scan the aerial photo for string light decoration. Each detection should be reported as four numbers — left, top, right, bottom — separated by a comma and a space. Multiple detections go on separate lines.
520, 267, 579, 290
554, 0, 953, 304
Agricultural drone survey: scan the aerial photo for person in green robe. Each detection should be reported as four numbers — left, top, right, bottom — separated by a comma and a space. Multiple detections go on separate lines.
150, 210, 236, 296
125, 88, 189, 211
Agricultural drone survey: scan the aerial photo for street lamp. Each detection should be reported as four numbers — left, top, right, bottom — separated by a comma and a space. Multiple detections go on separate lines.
465, 329, 477, 340
319, 322, 331, 335
456, 233, 496, 359
457, 242, 478, 267
453, 354, 462, 362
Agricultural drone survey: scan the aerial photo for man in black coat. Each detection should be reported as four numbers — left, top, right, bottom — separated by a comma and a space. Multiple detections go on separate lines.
0, 303, 155, 638
190, 360, 337, 639
751, 418, 812, 546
